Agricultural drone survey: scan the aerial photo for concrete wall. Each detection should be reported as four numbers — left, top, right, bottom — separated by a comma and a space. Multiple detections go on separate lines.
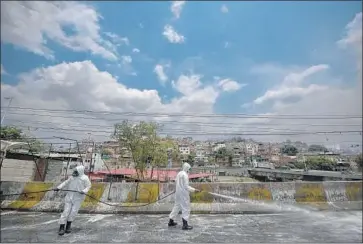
1, 159, 35, 182
1, 181, 361, 214
1, 156, 64, 183
43, 160, 64, 182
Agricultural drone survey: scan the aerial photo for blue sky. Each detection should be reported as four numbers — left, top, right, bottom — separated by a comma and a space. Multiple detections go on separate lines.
1, 1, 362, 144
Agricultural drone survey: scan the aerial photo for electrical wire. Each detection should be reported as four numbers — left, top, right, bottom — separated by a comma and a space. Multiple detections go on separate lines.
1, 136, 360, 147
6, 118, 362, 131
2, 106, 362, 119
4, 124, 362, 136
4, 111, 362, 131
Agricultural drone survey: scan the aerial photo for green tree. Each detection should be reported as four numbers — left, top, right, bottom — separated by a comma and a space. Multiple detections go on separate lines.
214, 147, 233, 166
228, 155, 233, 166
354, 154, 362, 170
186, 152, 196, 166
160, 139, 180, 164
305, 156, 336, 170
0, 126, 23, 140
281, 145, 299, 156
25, 136, 45, 153
215, 147, 230, 158
0, 126, 45, 153
290, 156, 337, 170
208, 156, 215, 164
113, 120, 170, 179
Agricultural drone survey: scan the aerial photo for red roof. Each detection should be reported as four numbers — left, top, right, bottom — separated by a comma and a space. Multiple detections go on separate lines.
96, 168, 136, 175
90, 175, 105, 180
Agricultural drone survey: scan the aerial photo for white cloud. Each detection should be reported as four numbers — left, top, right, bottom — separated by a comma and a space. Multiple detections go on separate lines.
172, 74, 202, 96
1, 12, 361, 146
2, 60, 360, 145
0, 61, 222, 140
163, 25, 185, 44
218, 79, 246, 92
243, 14, 362, 145
267, 85, 362, 144
337, 12, 362, 51
282, 64, 329, 86
1, 1, 118, 61
254, 84, 328, 105
246, 60, 361, 144
337, 12, 362, 79
104, 32, 129, 46
121, 56, 132, 65
224, 42, 230, 48
154, 64, 168, 84
221, 4, 229, 13
253, 64, 329, 105
132, 48, 140, 53
171, 1, 186, 19
1, 64, 7, 75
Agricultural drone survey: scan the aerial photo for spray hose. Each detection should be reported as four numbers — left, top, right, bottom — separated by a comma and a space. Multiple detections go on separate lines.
1, 189, 176, 208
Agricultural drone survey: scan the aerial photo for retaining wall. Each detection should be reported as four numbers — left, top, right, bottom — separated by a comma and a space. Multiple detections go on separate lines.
1, 181, 362, 214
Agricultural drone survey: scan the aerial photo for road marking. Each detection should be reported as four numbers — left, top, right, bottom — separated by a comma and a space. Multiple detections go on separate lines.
87, 214, 108, 223
1, 219, 58, 231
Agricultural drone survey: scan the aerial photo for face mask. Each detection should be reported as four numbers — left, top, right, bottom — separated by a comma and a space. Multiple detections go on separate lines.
72, 170, 79, 177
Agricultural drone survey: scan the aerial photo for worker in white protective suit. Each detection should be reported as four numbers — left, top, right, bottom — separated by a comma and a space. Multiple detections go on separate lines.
168, 162, 200, 230
54, 165, 91, 236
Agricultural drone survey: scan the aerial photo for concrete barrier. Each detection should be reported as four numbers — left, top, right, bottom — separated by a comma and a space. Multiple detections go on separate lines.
1, 181, 362, 214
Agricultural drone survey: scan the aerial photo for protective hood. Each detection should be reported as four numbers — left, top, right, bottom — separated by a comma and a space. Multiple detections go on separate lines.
182, 163, 191, 173
75, 165, 85, 176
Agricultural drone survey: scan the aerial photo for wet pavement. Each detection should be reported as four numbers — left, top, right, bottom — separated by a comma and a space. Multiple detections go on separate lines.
1, 211, 362, 243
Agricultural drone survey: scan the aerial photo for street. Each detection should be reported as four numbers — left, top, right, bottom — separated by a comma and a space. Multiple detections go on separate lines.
1, 211, 362, 243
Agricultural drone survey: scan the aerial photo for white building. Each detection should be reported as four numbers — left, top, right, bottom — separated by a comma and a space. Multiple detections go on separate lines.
62, 152, 107, 177
232, 158, 245, 167
245, 143, 258, 156
84, 153, 107, 172
178, 145, 190, 155
213, 143, 226, 152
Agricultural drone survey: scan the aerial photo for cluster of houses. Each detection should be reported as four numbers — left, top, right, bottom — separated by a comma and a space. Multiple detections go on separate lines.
0, 137, 358, 183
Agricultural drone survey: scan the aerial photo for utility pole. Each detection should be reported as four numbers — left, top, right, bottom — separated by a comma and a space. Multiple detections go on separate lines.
268, 143, 272, 166
1, 97, 13, 125
167, 148, 172, 169
91, 141, 96, 172
303, 154, 308, 172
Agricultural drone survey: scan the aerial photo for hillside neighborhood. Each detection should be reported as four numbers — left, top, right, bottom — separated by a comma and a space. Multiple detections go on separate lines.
1, 125, 362, 183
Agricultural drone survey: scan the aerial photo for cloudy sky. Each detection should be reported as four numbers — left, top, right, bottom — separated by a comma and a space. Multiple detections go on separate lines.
1, 1, 362, 147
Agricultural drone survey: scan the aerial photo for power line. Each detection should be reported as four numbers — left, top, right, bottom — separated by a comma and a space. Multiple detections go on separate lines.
2, 136, 361, 150
2, 106, 362, 119
6, 124, 363, 136
7, 119, 356, 134
3, 110, 363, 133
5, 118, 362, 130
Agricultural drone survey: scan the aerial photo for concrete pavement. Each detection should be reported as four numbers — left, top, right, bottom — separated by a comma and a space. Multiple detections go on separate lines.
1, 211, 362, 243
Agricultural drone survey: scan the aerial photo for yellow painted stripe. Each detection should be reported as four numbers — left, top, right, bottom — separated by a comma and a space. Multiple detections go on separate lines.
127, 183, 159, 203
8, 182, 53, 209
247, 186, 272, 201
295, 183, 327, 203
191, 184, 214, 203
81, 183, 106, 208
345, 182, 362, 201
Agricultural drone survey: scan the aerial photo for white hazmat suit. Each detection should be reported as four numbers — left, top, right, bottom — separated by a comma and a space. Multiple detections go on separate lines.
169, 163, 197, 229
57, 165, 91, 226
